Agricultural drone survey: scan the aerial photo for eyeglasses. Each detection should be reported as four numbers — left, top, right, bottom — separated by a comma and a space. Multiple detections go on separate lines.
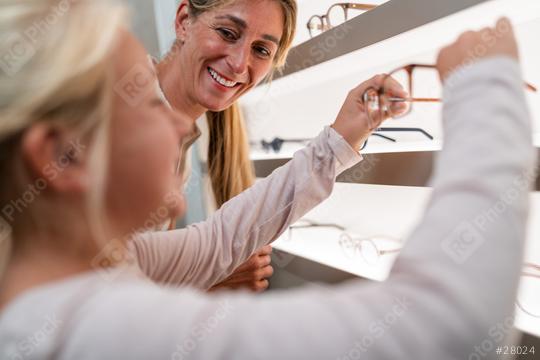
361, 127, 434, 150
363, 63, 538, 130
338, 232, 401, 265
259, 137, 311, 153
307, 3, 377, 38
516, 263, 540, 318
287, 219, 345, 241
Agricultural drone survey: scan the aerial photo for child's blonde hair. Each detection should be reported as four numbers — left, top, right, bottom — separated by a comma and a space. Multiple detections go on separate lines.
0, 0, 126, 276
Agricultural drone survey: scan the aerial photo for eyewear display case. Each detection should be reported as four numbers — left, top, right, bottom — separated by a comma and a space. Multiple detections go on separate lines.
240, 0, 540, 342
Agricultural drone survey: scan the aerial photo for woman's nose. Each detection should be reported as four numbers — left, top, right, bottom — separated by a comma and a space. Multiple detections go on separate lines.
226, 44, 250, 75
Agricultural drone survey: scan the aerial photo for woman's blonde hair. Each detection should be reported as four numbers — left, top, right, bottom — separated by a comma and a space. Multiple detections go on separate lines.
187, 0, 297, 206
0, 0, 125, 275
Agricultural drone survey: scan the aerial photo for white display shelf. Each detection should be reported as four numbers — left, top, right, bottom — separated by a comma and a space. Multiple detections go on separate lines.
252, 134, 540, 161
251, 139, 442, 161
272, 183, 540, 337
244, 0, 540, 159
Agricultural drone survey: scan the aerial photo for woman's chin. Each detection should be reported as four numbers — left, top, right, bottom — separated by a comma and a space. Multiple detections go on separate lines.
199, 93, 235, 112
168, 197, 186, 220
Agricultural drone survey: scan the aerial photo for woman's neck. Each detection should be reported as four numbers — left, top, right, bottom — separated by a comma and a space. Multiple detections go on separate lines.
155, 53, 206, 122
0, 236, 95, 311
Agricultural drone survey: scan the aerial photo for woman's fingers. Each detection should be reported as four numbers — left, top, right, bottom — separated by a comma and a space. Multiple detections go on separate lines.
256, 245, 273, 256
233, 253, 272, 273
221, 264, 274, 284
383, 75, 408, 98
332, 73, 409, 151
207, 249, 274, 292
437, 17, 519, 82
382, 75, 409, 118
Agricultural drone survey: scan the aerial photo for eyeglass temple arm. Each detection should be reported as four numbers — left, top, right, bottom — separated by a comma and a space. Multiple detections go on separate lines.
260, 138, 310, 145
371, 133, 396, 142
526, 82, 538, 92
282, 138, 311, 143
291, 223, 346, 231
360, 133, 398, 151
347, 4, 378, 11
376, 127, 434, 140
388, 96, 441, 103
393, 63, 536, 92
380, 248, 402, 255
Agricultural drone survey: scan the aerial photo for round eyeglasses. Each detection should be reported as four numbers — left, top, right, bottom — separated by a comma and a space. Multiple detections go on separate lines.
307, 3, 377, 38
516, 263, 540, 318
338, 232, 401, 265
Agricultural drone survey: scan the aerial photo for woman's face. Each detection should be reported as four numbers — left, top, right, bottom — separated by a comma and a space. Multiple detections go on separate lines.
106, 32, 193, 236
179, 0, 284, 111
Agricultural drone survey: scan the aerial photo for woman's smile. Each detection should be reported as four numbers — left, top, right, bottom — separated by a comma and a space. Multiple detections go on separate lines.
207, 66, 243, 89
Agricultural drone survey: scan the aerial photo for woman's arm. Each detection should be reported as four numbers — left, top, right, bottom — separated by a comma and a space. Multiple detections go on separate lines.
96, 53, 535, 360
129, 126, 362, 289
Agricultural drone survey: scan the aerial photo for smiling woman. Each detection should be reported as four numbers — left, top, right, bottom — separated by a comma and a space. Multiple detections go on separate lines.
184, 0, 297, 208
0, 1, 534, 358
153, 0, 298, 292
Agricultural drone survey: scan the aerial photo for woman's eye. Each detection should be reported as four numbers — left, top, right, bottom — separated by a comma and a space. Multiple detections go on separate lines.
255, 46, 271, 58
217, 28, 237, 41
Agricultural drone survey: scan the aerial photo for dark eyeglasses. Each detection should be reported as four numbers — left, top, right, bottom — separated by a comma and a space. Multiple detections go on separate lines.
361, 127, 434, 150
259, 137, 311, 153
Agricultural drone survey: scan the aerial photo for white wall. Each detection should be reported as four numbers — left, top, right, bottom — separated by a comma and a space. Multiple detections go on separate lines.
125, 0, 179, 58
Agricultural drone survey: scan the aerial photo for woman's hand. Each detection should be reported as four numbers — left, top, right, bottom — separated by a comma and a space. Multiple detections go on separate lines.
208, 245, 273, 292
332, 75, 408, 151
437, 17, 519, 82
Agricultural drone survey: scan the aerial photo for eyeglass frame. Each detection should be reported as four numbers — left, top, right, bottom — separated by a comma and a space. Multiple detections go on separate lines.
361, 127, 434, 150
363, 63, 537, 121
516, 262, 540, 318
259, 137, 311, 153
361, 63, 538, 143
338, 232, 402, 265
307, 3, 377, 38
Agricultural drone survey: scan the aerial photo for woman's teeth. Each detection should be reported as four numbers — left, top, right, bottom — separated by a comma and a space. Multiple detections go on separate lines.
208, 67, 238, 88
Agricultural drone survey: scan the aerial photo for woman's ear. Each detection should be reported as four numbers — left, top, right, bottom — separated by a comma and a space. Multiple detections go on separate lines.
21, 123, 89, 194
175, 1, 191, 44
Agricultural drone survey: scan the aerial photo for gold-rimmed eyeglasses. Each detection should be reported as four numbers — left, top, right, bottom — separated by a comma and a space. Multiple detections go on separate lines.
307, 3, 377, 38
363, 63, 538, 130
